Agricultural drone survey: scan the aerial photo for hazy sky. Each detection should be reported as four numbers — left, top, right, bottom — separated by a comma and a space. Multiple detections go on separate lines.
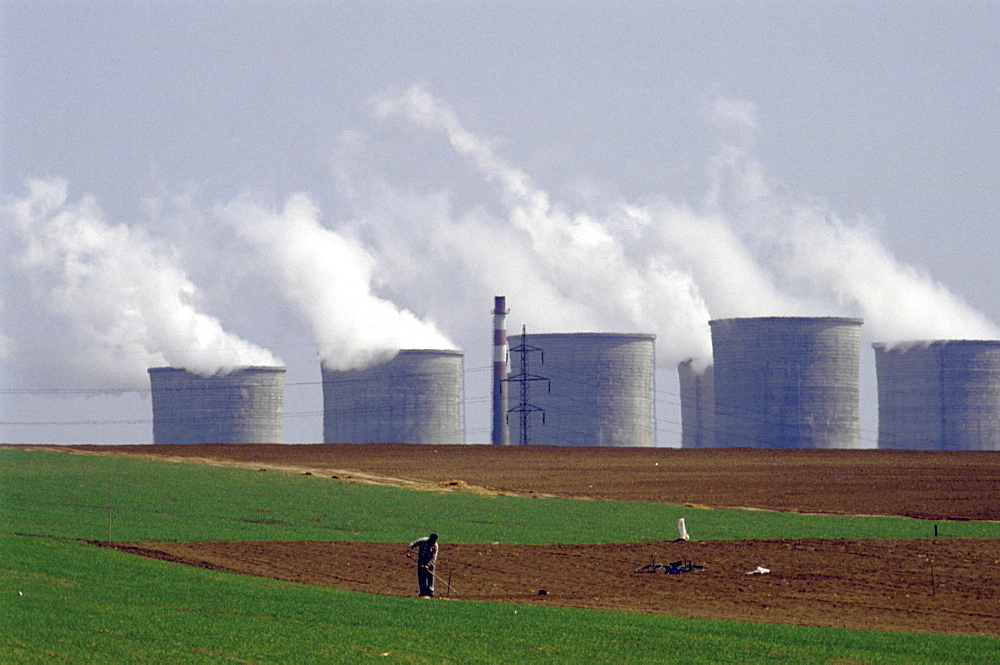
3, 1, 999, 447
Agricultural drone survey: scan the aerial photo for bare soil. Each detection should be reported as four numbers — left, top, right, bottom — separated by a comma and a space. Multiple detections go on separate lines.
73, 444, 1000, 520
66, 444, 1000, 636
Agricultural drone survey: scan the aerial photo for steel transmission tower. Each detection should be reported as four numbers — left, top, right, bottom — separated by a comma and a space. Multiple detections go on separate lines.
505, 325, 549, 445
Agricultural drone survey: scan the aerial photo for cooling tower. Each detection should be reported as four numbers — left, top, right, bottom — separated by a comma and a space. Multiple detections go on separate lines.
678, 360, 714, 448
147, 366, 286, 444
710, 317, 862, 449
321, 349, 464, 444
507, 333, 655, 447
874, 341, 1000, 451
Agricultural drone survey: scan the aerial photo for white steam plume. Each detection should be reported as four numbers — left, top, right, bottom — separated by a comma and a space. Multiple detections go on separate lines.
376, 84, 714, 363
368, 86, 997, 363
756, 204, 1000, 343
632, 201, 819, 322
218, 192, 455, 370
703, 99, 1000, 345
2, 179, 281, 387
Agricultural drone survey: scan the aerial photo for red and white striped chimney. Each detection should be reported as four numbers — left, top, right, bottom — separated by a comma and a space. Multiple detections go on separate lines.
491, 295, 510, 445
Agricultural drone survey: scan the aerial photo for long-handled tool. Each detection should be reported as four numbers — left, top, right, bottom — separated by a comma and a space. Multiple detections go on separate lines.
406, 551, 459, 597
422, 563, 459, 597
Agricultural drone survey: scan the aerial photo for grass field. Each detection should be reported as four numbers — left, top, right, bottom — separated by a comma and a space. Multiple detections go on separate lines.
2, 446, 999, 663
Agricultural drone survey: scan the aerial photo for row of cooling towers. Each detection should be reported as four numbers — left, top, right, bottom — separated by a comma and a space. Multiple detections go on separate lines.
148, 332, 656, 448
686, 317, 1000, 451
147, 311, 1000, 451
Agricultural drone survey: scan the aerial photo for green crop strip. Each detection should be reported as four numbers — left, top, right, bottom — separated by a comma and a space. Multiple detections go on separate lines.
2, 446, 998, 663
3, 533, 998, 664
2, 447, 997, 544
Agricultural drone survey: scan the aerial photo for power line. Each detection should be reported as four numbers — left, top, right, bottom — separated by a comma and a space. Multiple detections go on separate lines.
2, 362, 880, 447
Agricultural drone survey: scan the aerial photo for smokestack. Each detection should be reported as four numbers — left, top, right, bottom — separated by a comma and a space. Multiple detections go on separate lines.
492, 296, 510, 445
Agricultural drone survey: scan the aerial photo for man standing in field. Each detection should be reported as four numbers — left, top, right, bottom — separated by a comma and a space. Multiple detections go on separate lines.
405, 533, 438, 598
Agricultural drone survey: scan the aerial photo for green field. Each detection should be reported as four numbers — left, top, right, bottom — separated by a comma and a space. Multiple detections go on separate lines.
2, 446, 998, 663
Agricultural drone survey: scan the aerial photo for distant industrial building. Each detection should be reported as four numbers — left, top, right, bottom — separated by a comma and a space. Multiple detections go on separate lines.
321, 349, 464, 445
506, 332, 655, 447
874, 340, 1000, 451
709, 317, 862, 449
678, 360, 714, 448
148, 366, 286, 444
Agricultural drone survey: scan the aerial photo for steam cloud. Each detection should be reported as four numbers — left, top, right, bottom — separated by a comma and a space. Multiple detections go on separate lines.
375, 84, 715, 363
3, 86, 996, 396
740, 201, 1000, 344
2, 179, 280, 387
701, 98, 1000, 345
362, 84, 998, 364
218, 192, 455, 371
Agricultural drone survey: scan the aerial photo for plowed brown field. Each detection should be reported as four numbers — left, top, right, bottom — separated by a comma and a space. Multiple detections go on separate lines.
70, 444, 1000, 636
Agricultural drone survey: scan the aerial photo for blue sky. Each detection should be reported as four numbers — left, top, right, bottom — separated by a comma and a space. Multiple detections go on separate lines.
3, 1, 999, 446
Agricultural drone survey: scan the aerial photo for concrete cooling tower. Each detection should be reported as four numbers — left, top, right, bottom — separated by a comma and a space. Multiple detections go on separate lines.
709, 317, 862, 449
678, 360, 714, 448
147, 366, 286, 444
321, 349, 464, 445
506, 332, 655, 447
874, 341, 1000, 451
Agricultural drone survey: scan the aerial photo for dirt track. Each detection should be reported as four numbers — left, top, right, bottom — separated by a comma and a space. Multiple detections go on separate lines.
65, 444, 1000, 636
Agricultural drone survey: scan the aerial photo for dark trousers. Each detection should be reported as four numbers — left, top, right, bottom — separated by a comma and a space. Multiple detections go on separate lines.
418, 564, 435, 596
